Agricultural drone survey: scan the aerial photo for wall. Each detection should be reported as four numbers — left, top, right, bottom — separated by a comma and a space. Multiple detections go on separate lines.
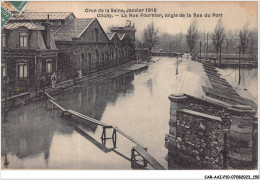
56, 19, 136, 77
78, 19, 109, 43
166, 93, 257, 169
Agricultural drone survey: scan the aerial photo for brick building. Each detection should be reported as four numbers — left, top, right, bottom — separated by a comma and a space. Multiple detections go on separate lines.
1, 12, 136, 94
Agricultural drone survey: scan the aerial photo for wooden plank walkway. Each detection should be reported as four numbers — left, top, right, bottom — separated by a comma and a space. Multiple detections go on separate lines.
114, 127, 147, 149
43, 92, 164, 170
1, 92, 30, 102
132, 145, 165, 170
67, 109, 112, 127
49, 99, 66, 112
43, 92, 55, 101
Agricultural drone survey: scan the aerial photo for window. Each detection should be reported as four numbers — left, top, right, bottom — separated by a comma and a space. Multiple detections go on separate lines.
95, 28, 98, 42
124, 48, 127, 57
2, 63, 6, 77
1, 35, 6, 47
111, 51, 114, 60
46, 60, 52, 74
20, 32, 28, 48
19, 63, 28, 78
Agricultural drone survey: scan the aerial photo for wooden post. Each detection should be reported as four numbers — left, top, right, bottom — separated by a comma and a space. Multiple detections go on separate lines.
131, 148, 136, 168
101, 127, 106, 146
101, 127, 106, 140
112, 129, 117, 148
143, 159, 147, 168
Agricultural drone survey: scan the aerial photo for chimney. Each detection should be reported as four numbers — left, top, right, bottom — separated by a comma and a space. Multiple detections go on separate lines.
45, 14, 51, 49
125, 20, 129, 27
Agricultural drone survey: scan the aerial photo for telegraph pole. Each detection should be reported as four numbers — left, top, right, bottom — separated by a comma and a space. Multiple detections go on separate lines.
190, 20, 192, 53
176, 56, 178, 75
219, 44, 222, 66
238, 46, 241, 85
170, 43, 172, 57
179, 33, 182, 54
204, 27, 205, 59
200, 41, 202, 62
35, 53, 38, 98
206, 33, 208, 61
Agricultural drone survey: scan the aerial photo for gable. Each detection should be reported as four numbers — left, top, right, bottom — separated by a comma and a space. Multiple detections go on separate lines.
78, 18, 109, 43
53, 18, 94, 41
111, 33, 120, 44
120, 33, 131, 43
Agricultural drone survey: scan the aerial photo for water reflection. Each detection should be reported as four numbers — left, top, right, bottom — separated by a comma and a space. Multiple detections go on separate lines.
1, 69, 144, 169
1, 102, 74, 169
2, 58, 196, 169
217, 67, 258, 98
56, 71, 136, 133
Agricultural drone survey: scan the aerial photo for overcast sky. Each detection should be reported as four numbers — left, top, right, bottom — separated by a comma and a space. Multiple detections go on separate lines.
25, 1, 258, 39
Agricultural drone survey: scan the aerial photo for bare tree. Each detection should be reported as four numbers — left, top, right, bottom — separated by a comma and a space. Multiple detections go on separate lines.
186, 20, 198, 52
143, 22, 159, 52
247, 28, 257, 62
239, 22, 249, 55
212, 19, 225, 65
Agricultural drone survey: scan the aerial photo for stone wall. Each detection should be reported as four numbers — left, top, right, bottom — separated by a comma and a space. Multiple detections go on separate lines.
227, 105, 257, 169
165, 93, 257, 169
179, 94, 228, 117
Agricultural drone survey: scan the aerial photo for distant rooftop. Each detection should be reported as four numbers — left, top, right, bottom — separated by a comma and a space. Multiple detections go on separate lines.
117, 33, 126, 40
110, 26, 136, 32
4, 22, 45, 30
53, 18, 94, 41
106, 32, 116, 40
10, 12, 75, 21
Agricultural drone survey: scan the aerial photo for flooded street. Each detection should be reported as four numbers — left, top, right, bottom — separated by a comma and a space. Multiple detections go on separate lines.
2, 57, 188, 170
218, 67, 258, 99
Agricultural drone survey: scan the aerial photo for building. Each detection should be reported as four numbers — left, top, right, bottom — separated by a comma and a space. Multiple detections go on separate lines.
1, 12, 136, 94
53, 16, 136, 79
1, 17, 58, 94
135, 48, 150, 62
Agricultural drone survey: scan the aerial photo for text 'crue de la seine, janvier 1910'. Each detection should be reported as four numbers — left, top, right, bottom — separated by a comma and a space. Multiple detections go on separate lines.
85, 8, 223, 19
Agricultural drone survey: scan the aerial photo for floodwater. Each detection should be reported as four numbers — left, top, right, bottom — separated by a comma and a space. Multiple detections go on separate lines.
217, 67, 258, 99
1, 57, 188, 170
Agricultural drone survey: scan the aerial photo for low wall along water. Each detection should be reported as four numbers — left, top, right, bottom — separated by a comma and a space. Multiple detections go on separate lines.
165, 93, 258, 169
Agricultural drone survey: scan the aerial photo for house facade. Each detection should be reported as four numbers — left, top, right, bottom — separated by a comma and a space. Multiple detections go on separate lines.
1, 20, 58, 94
1, 12, 136, 94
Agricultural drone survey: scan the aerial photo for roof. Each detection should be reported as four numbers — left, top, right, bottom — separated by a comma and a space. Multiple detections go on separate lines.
10, 12, 74, 21
110, 26, 136, 31
117, 33, 126, 40
53, 18, 94, 41
4, 22, 45, 30
106, 32, 116, 40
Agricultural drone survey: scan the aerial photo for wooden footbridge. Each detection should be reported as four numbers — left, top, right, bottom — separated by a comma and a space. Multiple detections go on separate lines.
43, 92, 165, 170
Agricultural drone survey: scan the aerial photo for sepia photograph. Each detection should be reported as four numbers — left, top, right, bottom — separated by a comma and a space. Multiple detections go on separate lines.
0, 1, 259, 178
